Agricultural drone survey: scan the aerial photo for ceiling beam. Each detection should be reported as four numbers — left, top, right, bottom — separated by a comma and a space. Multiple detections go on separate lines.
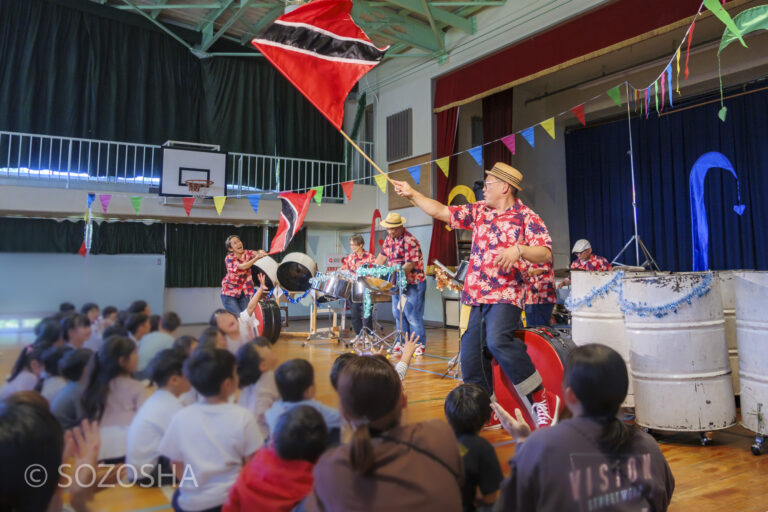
199, 0, 258, 51
113, 3, 224, 10
420, 0, 445, 50
196, 0, 236, 32
353, 1, 443, 53
384, 0, 475, 33
238, 4, 284, 45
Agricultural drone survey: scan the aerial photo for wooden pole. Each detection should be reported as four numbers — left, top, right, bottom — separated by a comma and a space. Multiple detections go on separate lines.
340, 129, 394, 184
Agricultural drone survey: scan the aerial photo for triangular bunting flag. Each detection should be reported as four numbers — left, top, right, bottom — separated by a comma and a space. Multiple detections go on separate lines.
311, 186, 324, 204
130, 196, 142, 215
607, 85, 622, 107
571, 104, 586, 126
675, 48, 681, 93
248, 194, 260, 215
87, 193, 95, 208
467, 146, 483, 167
373, 173, 387, 193
78, 240, 87, 258
436, 157, 450, 178
408, 165, 421, 184
182, 197, 195, 216
99, 194, 111, 213
501, 134, 515, 155
213, 196, 226, 216
666, 64, 673, 107
521, 127, 535, 148
341, 181, 354, 201
541, 117, 556, 139
660, 72, 666, 112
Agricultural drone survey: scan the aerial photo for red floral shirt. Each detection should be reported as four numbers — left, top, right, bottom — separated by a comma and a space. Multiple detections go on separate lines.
449, 200, 552, 308
379, 229, 426, 285
221, 250, 256, 297
525, 262, 556, 305
341, 251, 375, 271
571, 254, 612, 271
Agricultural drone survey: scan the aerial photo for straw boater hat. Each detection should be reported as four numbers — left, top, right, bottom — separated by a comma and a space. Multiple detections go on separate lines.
380, 212, 406, 228
485, 162, 523, 191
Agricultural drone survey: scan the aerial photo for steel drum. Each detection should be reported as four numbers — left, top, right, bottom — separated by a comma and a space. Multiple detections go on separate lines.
361, 266, 400, 294
253, 300, 281, 344
252, 255, 279, 290
350, 277, 367, 303
455, 260, 469, 284
311, 272, 355, 300
277, 253, 318, 292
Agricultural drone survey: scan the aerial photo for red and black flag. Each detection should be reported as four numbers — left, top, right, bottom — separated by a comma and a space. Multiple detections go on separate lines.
269, 190, 316, 255
251, 0, 388, 130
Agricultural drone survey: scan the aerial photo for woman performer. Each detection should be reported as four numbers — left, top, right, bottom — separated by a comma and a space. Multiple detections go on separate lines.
220, 235, 267, 314
341, 235, 375, 338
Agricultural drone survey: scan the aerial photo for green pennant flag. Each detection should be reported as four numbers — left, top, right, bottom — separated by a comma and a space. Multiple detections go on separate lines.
130, 196, 142, 214
607, 85, 622, 107
311, 186, 324, 204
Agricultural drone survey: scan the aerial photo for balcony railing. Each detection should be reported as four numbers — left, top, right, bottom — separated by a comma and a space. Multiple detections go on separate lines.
0, 131, 375, 201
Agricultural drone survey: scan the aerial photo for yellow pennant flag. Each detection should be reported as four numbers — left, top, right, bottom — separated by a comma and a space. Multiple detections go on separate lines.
374, 173, 387, 193
436, 156, 450, 178
675, 47, 681, 94
213, 196, 226, 216
541, 117, 556, 139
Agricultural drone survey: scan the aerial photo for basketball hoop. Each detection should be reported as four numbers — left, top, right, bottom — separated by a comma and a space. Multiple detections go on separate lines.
184, 179, 214, 198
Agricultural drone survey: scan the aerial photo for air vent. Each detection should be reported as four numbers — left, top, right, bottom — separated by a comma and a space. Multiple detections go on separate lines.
386, 108, 412, 162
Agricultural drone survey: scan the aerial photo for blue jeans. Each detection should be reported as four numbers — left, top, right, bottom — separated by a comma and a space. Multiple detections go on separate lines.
221, 294, 249, 315
391, 280, 427, 346
524, 303, 554, 327
460, 303, 541, 397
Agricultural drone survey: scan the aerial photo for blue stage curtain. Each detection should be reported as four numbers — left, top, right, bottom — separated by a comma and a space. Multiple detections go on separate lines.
565, 87, 768, 271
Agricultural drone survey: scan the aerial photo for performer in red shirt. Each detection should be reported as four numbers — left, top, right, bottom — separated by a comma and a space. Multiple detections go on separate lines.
341, 234, 376, 337
525, 263, 556, 327
570, 239, 612, 271
220, 235, 267, 314
391, 162, 560, 428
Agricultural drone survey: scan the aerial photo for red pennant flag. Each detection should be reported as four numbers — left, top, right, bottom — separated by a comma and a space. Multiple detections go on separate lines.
685, 21, 695, 79
341, 180, 354, 201
252, 0, 388, 130
182, 197, 195, 216
78, 240, 87, 258
269, 191, 316, 255
571, 104, 586, 126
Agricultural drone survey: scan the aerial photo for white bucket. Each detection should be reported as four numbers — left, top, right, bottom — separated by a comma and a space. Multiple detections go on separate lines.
734, 271, 768, 436
622, 272, 736, 432
717, 271, 740, 394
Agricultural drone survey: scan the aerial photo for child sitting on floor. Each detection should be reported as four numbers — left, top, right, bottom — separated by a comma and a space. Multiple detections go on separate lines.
159, 348, 262, 512
265, 359, 341, 443
51, 348, 93, 429
0, 344, 45, 400
445, 384, 504, 512
224, 405, 329, 512
210, 274, 269, 354
39, 345, 72, 403
236, 337, 279, 440
126, 348, 191, 485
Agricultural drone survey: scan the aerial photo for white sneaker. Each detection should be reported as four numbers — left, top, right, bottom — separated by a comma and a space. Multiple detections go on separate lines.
391, 343, 403, 354
413, 345, 425, 356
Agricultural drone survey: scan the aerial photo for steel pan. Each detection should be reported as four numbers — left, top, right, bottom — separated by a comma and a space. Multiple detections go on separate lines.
361, 266, 400, 294
253, 300, 281, 344
455, 260, 469, 283
350, 277, 367, 303
252, 255, 278, 290
312, 272, 355, 300
277, 253, 318, 292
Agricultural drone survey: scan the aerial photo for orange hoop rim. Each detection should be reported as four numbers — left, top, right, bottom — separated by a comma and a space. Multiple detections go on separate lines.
184, 179, 214, 193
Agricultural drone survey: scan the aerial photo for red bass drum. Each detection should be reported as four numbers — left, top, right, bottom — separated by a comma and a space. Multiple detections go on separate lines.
492, 327, 575, 430
252, 300, 282, 344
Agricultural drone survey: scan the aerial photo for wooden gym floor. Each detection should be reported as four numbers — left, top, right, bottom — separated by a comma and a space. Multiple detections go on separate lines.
1, 321, 767, 511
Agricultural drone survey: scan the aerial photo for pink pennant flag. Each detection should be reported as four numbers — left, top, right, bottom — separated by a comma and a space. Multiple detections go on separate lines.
341, 181, 354, 201
182, 197, 195, 216
644, 88, 650, 119
570, 104, 586, 126
98, 194, 111, 213
660, 71, 666, 112
501, 134, 515, 155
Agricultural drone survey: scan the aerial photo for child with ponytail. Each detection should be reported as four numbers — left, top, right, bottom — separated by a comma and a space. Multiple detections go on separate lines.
0, 345, 45, 399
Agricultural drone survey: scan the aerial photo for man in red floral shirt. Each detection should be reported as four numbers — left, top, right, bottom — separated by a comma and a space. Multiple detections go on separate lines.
391, 162, 560, 428
374, 212, 427, 356
525, 263, 556, 327
570, 239, 612, 271
341, 234, 376, 337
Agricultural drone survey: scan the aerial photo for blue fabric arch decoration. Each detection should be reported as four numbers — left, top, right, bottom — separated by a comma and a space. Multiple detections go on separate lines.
689, 152, 745, 271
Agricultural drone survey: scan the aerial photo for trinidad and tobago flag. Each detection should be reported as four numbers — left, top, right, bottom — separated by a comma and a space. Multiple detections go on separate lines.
251, 0, 388, 130
269, 190, 317, 255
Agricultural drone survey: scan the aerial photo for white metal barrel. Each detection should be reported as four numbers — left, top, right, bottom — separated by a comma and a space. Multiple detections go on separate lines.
734, 271, 768, 436
622, 272, 735, 431
570, 270, 644, 407
717, 271, 739, 394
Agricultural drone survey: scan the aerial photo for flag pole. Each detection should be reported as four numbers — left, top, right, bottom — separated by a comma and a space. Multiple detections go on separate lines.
340, 129, 393, 184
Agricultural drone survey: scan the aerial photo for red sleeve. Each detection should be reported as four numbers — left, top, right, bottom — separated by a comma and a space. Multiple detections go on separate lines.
448, 203, 476, 230
341, 255, 350, 271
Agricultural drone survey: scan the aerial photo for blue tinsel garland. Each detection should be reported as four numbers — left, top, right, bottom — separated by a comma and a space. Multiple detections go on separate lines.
565, 271, 625, 310
356, 265, 407, 318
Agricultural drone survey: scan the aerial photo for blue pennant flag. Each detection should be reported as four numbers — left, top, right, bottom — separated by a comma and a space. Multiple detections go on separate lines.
87, 193, 95, 208
408, 165, 421, 184
666, 64, 674, 107
247, 194, 261, 215
521, 127, 535, 148
468, 146, 483, 167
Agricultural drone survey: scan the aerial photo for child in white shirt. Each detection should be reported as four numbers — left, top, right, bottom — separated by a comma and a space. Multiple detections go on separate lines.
235, 337, 279, 441
210, 274, 269, 354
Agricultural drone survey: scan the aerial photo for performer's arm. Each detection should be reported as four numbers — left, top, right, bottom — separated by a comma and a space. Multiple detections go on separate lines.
391, 179, 450, 223
237, 250, 267, 271
495, 245, 552, 272
375, 253, 387, 266
402, 261, 415, 274
246, 273, 269, 316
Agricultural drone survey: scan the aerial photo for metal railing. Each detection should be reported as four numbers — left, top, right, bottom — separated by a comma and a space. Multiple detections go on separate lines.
0, 131, 374, 201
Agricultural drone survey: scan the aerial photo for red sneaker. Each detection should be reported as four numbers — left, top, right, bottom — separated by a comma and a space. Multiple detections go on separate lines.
482, 410, 502, 431
531, 388, 561, 429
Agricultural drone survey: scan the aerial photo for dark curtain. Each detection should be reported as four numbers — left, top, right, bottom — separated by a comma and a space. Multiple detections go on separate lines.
165, 223, 265, 288
565, 87, 768, 271
427, 107, 459, 266
0, 0, 343, 162
482, 88, 514, 166
0, 218, 163, 254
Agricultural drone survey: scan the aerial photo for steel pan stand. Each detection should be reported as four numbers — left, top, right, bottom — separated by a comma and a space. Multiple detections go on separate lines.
352, 280, 405, 353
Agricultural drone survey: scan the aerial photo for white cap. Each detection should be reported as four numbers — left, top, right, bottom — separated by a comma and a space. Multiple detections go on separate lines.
572, 239, 591, 253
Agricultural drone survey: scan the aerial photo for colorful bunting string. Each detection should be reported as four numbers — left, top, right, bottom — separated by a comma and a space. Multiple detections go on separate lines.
99, 194, 111, 213
571, 104, 586, 126
685, 20, 695, 79
311, 186, 324, 204
607, 85, 622, 107
520, 127, 535, 148
213, 196, 226, 215
341, 181, 354, 201
182, 197, 195, 216
467, 146, 483, 167
408, 165, 421, 184
130, 196, 142, 215
541, 117, 556, 139
248, 194, 260, 214
501, 134, 516, 154
373, 173, 387, 193
436, 157, 450, 177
